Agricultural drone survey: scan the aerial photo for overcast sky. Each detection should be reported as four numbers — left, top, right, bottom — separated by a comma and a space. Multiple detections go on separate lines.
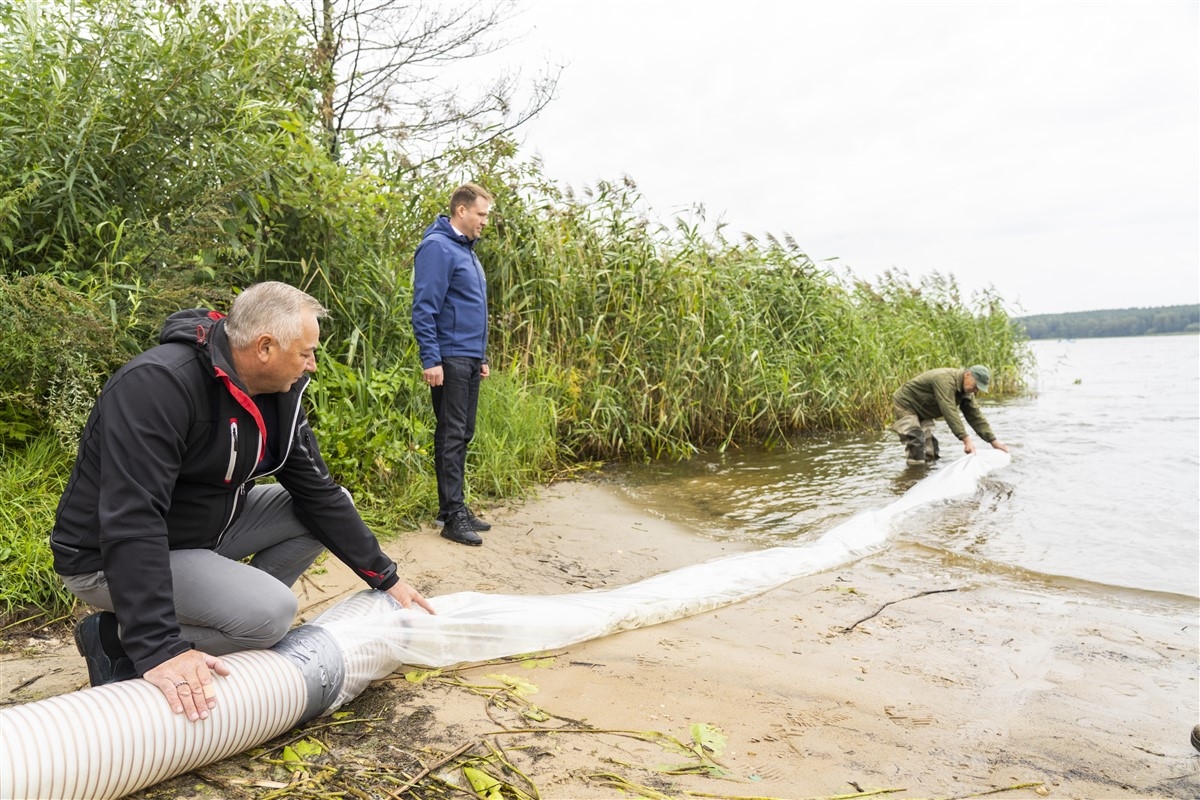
477, 0, 1198, 317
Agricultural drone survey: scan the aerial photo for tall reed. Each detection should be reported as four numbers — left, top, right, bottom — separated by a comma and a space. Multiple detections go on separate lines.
479, 173, 1029, 462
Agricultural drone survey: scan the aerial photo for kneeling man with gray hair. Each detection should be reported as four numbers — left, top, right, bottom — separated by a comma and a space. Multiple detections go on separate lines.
52, 281, 434, 722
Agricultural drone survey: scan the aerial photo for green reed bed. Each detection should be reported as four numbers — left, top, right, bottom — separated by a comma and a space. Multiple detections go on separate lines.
482, 176, 1029, 462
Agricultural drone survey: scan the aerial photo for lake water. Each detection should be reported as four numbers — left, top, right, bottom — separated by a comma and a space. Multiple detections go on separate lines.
616, 335, 1200, 601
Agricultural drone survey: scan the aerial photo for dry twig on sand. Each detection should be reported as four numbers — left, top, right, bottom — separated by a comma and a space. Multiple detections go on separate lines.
842, 588, 961, 633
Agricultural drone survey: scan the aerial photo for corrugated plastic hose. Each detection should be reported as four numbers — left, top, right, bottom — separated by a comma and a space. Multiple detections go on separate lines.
0, 450, 1010, 799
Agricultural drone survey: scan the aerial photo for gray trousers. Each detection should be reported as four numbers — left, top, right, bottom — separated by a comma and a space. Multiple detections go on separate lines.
891, 405, 940, 461
61, 484, 324, 655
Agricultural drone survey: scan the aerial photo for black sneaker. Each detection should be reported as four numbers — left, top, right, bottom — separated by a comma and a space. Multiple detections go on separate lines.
436, 506, 492, 531
74, 611, 138, 686
440, 511, 483, 546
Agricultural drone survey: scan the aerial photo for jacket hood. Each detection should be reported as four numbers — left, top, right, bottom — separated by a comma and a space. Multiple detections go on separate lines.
160, 308, 226, 348
158, 308, 245, 388
422, 214, 476, 248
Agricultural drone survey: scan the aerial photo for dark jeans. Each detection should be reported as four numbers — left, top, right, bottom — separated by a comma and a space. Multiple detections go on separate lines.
431, 356, 482, 516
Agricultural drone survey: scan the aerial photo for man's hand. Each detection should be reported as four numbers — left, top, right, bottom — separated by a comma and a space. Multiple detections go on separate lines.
480, 363, 490, 380
961, 436, 976, 455
423, 365, 444, 387
990, 439, 1010, 453
145, 650, 231, 721
387, 580, 436, 615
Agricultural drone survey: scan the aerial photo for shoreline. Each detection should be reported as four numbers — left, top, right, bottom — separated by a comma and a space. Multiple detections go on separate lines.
2, 478, 1198, 798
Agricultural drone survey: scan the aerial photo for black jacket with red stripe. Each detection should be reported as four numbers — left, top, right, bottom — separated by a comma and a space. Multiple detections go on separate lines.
51, 309, 400, 674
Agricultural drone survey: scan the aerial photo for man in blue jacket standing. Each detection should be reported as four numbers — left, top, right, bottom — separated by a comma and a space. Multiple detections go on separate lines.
412, 183, 494, 546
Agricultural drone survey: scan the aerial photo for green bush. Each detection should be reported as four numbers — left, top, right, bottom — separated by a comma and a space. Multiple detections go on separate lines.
0, 275, 127, 450
0, 0, 324, 276
305, 355, 435, 528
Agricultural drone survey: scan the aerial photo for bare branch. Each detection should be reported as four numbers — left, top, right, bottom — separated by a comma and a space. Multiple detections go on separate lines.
291, 0, 556, 159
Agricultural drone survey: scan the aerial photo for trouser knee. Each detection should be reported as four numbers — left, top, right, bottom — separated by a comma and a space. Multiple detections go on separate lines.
224, 590, 298, 650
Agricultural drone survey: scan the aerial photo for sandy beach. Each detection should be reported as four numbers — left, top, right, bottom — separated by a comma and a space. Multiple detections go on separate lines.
2, 477, 1198, 799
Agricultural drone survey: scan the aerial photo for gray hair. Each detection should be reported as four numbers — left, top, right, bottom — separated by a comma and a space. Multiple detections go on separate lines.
225, 282, 327, 349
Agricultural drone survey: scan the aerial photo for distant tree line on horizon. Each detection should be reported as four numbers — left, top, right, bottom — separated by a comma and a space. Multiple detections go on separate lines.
1015, 305, 1199, 340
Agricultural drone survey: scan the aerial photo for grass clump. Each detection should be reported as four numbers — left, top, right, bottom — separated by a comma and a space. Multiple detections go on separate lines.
0, 437, 76, 618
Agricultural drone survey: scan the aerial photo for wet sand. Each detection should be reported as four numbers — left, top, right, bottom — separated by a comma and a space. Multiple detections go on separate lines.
2, 478, 1198, 798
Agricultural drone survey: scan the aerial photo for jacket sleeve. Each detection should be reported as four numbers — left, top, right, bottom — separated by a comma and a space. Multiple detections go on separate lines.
411, 238, 451, 369
96, 365, 197, 675
959, 396, 997, 442
933, 375, 970, 440
276, 416, 400, 591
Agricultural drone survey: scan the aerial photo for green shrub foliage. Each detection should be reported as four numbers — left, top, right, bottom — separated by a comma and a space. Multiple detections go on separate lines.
0, 275, 127, 450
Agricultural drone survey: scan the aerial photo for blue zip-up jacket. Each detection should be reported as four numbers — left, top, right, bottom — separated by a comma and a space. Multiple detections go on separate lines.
411, 215, 489, 368
50, 309, 401, 675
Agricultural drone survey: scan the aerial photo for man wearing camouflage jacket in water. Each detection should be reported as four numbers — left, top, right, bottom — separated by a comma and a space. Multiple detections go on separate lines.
891, 365, 1010, 466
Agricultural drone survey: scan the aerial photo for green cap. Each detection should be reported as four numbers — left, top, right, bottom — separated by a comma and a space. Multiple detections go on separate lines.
968, 365, 991, 393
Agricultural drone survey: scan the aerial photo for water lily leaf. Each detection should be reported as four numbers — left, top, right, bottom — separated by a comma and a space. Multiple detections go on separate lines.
521, 704, 551, 722
520, 657, 556, 669
280, 745, 302, 769
291, 738, 324, 761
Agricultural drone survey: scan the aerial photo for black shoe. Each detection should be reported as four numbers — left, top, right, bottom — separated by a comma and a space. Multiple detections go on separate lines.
440, 511, 483, 546
1191, 724, 1200, 752
74, 611, 137, 687
436, 506, 492, 531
